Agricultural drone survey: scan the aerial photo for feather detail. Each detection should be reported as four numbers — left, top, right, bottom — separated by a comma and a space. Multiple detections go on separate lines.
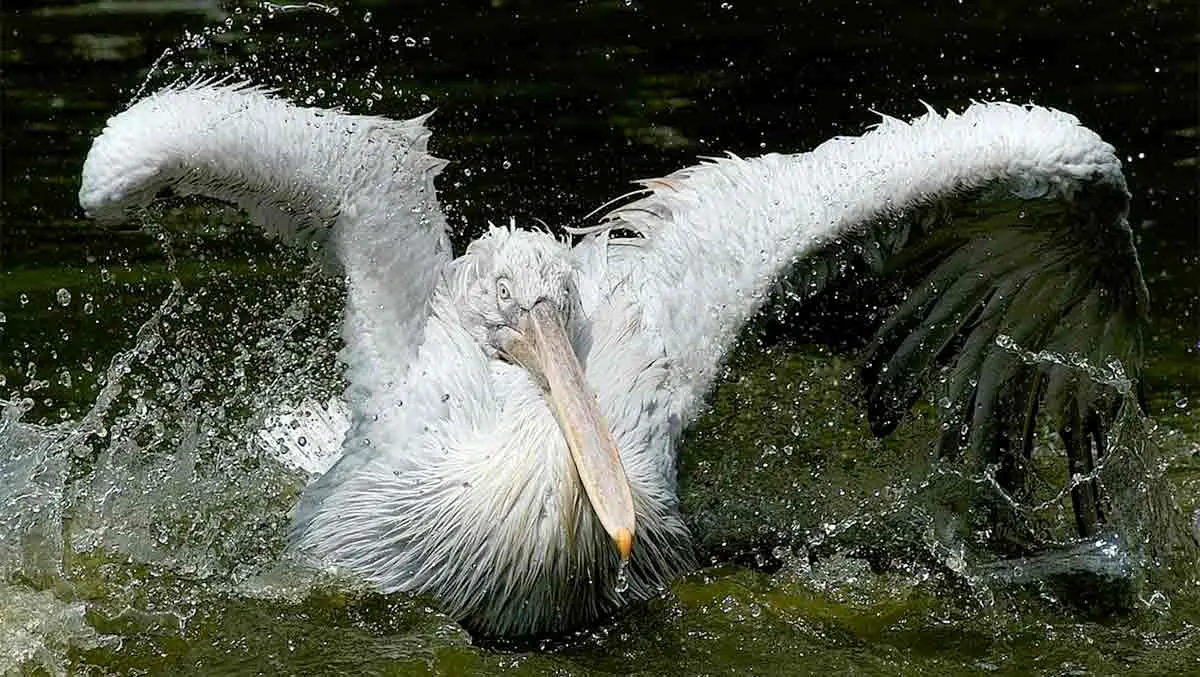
79, 80, 453, 398
586, 102, 1145, 518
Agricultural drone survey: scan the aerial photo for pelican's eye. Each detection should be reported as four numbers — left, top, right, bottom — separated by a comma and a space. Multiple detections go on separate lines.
496, 278, 512, 302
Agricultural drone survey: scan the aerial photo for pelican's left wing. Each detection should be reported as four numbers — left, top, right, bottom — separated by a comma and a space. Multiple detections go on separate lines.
79, 81, 451, 389
585, 103, 1146, 534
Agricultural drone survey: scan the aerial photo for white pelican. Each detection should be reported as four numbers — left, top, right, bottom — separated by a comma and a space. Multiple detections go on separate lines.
77, 81, 1146, 637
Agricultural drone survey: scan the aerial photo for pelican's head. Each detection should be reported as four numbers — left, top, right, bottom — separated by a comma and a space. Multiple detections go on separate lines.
448, 226, 637, 562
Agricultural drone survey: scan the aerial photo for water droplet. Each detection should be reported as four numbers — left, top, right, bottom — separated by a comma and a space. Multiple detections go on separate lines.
19, 293, 29, 306
404, 36, 416, 47
1176, 397, 1189, 409
56, 288, 71, 306
614, 559, 630, 594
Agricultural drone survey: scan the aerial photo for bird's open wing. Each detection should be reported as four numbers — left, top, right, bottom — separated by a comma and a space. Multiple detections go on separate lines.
79, 80, 451, 394
587, 103, 1146, 527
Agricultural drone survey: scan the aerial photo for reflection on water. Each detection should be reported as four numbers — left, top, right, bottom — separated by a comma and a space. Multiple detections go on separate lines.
2, 0, 1198, 674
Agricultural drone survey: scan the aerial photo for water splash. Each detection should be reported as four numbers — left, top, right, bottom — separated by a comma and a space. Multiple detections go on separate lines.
131, 0, 425, 116
1, 221, 345, 672
614, 558, 631, 595
989, 333, 1199, 585
994, 332, 1133, 394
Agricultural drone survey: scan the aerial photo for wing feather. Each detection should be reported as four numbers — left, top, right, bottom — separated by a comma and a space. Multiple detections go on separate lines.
585, 103, 1146, 536
79, 80, 453, 397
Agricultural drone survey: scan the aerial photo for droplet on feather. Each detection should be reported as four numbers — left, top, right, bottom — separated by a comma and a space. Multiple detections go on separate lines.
614, 559, 630, 594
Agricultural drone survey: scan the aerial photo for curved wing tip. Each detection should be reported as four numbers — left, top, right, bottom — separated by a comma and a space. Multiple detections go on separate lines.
78, 159, 151, 223
77, 183, 125, 223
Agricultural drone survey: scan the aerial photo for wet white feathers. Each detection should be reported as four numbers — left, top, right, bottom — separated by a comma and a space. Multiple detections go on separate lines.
79, 82, 1142, 637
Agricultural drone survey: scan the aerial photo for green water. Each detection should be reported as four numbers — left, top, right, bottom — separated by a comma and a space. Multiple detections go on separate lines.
2, 1, 1198, 675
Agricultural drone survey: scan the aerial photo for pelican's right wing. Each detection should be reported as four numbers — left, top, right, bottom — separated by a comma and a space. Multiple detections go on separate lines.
79, 81, 451, 391
586, 103, 1146, 534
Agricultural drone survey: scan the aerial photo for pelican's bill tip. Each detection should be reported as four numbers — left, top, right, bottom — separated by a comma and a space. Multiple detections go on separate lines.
615, 527, 635, 561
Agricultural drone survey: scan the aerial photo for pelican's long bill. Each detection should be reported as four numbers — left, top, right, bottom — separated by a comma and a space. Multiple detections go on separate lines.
509, 300, 637, 560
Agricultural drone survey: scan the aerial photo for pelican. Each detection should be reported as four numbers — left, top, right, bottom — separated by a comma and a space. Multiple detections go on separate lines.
77, 81, 1146, 637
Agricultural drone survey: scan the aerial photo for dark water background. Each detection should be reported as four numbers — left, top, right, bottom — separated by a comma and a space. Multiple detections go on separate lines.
1, 1, 1198, 675
4, 0, 1198, 412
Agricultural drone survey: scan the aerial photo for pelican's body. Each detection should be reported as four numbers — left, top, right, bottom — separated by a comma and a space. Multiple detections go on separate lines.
289, 229, 695, 635
78, 82, 1145, 637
